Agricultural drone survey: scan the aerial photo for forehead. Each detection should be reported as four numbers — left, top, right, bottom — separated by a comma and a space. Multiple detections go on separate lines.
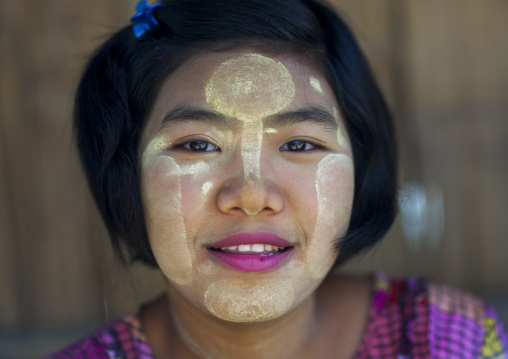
142, 49, 341, 144
154, 49, 336, 112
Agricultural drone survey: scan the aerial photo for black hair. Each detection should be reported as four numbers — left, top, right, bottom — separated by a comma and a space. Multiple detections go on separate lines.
75, 0, 397, 267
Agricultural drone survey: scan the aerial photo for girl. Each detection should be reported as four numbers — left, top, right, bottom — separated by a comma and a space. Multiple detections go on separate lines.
48, 0, 507, 357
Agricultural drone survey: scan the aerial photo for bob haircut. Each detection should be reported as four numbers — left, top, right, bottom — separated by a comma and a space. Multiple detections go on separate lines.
75, 0, 397, 268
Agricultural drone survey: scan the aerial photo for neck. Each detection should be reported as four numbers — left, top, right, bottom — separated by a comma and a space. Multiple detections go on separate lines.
150, 285, 318, 359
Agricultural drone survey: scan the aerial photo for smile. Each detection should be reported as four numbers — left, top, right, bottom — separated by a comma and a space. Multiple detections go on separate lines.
212, 244, 288, 255
208, 232, 294, 272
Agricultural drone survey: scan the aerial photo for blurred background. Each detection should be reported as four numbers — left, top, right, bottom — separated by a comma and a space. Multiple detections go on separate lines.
1, 0, 507, 357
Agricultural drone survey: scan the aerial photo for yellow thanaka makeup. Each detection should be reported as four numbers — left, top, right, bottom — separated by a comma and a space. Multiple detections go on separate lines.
263, 128, 278, 134
201, 181, 213, 202
240, 121, 264, 215
204, 279, 294, 322
205, 53, 295, 212
201, 53, 298, 321
307, 154, 354, 278
309, 76, 324, 95
205, 54, 295, 121
141, 49, 356, 327
141, 137, 198, 285
178, 161, 210, 180
241, 120, 263, 183
141, 137, 167, 166
333, 106, 349, 150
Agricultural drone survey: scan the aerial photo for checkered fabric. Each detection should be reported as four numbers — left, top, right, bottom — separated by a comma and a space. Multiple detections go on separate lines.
44, 312, 152, 359
355, 273, 508, 358
45, 273, 507, 358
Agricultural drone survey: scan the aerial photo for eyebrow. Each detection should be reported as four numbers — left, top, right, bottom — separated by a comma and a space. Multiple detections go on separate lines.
161, 105, 231, 128
160, 105, 338, 131
264, 107, 338, 132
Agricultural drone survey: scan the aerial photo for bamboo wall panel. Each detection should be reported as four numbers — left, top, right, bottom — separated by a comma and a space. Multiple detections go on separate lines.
342, 0, 508, 292
0, 0, 149, 331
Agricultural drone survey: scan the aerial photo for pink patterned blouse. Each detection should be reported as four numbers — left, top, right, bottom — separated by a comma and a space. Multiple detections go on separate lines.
45, 273, 508, 358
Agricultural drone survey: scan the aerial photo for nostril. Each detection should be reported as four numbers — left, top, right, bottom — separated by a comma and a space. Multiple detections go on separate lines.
216, 175, 285, 215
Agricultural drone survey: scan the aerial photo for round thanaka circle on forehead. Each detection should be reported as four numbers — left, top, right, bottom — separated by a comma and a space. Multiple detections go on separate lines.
205, 53, 295, 122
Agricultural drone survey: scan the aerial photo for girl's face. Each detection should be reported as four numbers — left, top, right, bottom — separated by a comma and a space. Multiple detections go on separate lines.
140, 50, 354, 323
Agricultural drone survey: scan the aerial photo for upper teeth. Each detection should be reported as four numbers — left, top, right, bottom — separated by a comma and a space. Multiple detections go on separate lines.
222, 244, 282, 252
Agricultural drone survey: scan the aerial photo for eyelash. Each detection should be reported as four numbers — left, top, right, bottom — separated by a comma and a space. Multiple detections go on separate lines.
279, 140, 317, 152
178, 139, 319, 153
181, 140, 219, 152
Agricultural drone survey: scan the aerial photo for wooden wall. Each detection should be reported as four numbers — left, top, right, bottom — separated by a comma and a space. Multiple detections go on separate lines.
1, 1, 507, 357
339, 0, 508, 293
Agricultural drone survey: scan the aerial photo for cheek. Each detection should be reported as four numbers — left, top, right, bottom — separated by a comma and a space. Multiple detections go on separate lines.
306, 154, 355, 278
142, 156, 193, 285
201, 181, 214, 202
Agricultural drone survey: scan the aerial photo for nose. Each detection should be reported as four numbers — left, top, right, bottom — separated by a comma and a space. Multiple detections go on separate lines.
216, 161, 285, 216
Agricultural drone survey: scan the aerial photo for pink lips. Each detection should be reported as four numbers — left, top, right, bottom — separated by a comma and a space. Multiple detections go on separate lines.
208, 232, 293, 272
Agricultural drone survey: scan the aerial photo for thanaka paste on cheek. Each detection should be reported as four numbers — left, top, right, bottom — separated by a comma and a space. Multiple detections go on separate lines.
307, 154, 354, 278
201, 181, 213, 202
179, 161, 210, 179
141, 137, 167, 167
142, 137, 196, 285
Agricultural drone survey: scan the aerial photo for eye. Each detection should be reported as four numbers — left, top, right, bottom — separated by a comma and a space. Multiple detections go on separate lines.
182, 140, 219, 152
280, 140, 316, 152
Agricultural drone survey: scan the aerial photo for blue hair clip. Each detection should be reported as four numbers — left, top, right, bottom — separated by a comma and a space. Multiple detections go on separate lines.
131, 1, 163, 39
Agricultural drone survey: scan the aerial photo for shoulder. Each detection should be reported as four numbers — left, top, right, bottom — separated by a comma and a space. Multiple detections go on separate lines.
43, 311, 154, 359
361, 272, 508, 358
